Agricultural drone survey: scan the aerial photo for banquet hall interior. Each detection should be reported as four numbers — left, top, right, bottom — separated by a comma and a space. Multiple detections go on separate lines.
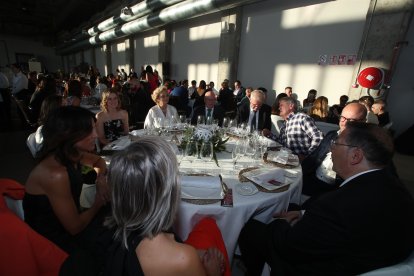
1, 0, 414, 275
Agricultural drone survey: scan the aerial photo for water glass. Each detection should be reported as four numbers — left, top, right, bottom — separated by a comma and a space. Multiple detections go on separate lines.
184, 139, 199, 163
200, 141, 213, 163
197, 115, 205, 125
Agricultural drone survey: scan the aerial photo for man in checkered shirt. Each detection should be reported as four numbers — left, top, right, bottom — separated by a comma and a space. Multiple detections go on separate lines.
276, 97, 323, 159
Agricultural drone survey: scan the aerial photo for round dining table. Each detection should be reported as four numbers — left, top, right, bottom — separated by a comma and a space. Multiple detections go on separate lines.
174, 138, 303, 263
99, 133, 303, 263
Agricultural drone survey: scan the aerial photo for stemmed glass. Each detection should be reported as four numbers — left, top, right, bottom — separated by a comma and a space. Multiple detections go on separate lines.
197, 115, 205, 125
245, 136, 257, 163
232, 138, 246, 172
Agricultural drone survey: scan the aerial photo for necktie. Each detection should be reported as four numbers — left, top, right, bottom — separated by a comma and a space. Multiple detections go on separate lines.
251, 110, 257, 131
207, 108, 212, 118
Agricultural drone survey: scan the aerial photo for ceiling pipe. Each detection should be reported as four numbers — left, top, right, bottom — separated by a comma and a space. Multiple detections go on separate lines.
87, 0, 184, 36
58, 0, 264, 55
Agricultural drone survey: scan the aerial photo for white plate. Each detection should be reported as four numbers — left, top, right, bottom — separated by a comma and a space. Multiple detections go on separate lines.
236, 183, 259, 196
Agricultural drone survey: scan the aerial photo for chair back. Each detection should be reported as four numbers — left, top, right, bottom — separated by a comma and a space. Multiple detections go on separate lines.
315, 121, 339, 135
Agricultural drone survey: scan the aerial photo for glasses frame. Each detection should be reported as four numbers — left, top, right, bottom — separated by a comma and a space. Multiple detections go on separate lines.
330, 139, 358, 148
339, 115, 361, 123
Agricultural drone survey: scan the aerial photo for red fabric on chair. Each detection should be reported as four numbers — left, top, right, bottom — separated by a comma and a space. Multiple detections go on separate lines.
0, 178, 68, 276
185, 217, 231, 276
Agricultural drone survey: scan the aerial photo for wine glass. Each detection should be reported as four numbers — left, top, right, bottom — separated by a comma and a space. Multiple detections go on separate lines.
156, 116, 164, 129
179, 115, 186, 127
222, 117, 229, 129
184, 139, 198, 164
245, 137, 257, 163
200, 140, 213, 163
232, 138, 246, 171
197, 115, 205, 125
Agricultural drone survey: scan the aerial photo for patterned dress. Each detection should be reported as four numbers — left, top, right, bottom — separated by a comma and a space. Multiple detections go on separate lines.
103, 119, 124, 141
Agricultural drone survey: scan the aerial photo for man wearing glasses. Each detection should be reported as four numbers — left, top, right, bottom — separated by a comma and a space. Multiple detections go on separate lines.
239, 122, 414, 275
301, 102, 367, 196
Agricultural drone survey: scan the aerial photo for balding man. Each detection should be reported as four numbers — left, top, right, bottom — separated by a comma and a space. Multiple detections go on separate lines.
191, 91, 224, 126
301, 102, 367, 196
277, 97, 323, 158
239, 122, 414, 275
236, 89, 271, 133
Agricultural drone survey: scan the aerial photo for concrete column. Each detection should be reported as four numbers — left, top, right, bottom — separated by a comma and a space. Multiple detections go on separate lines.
158, 26, 172, 79
105, 43, 112, 76
217, 7, 242, 86
125, 36, 135, 73
80, 50, 85, 64
348, 0, 414, 100
91, 47, 96, 68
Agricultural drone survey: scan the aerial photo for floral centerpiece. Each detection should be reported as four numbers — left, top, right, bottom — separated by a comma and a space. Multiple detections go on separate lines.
179, 125, 229, 166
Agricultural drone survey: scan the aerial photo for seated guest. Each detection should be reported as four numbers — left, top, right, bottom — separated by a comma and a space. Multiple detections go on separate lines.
277, 96, 323, 159
144, 86, 178, 129
359, 95, 379, 125
309, 96, 329, 122
27, 95, 63, 157
327, 94, 348, 124
239, 122, 414, 275
302, 89, 317, 109
29, 74, 56, 123
301, 102, 367, 196
104, 137, 230, 276
236, 89, 271, 134
0, 179, 68, 276
65, 79, 82, 107
23, 107, 111, 264
372, 99, 390, 127
96, 90, 129, 145
270, 93, 287, 137
170, 79, 189, 112
237, 86, 253, 107
191, 80, 207, 110
191, 91, 225, 126
94, 77, 107, 101
217, 81, 235, 113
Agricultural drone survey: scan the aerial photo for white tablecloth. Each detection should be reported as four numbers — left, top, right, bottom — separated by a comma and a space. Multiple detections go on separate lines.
174, 139, 302, 262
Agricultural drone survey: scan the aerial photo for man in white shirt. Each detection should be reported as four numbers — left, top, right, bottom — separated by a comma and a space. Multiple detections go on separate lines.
10, 63, 29, 100
0, 71, 10, 129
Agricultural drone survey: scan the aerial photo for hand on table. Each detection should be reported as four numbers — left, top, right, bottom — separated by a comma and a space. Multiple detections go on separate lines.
273, 210, 302, 226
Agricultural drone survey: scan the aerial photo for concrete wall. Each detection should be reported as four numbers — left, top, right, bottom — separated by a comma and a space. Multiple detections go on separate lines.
111, 40, 127, 73
83, 48, 93, 66
133, 31, 159, 73
0, 35, 61, 72
238, 0, 370, 105
171, 13, 221, 84
387, 16, 414, 137
95, 45, 107, 76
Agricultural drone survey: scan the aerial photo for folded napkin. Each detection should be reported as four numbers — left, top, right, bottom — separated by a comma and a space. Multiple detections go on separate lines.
103, 136, 131, 150
267, 149, 299, 166
259, 136, 281, 148
180, 175, 224, 200
130, 129, 147, 137
242, 168, 290, 191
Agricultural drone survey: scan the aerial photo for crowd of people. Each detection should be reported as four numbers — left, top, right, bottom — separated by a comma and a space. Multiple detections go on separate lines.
1, 62, 413, 276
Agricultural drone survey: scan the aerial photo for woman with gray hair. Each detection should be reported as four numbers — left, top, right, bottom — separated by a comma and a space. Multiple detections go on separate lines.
143, 86, 178, 129
104, 136, 230, 276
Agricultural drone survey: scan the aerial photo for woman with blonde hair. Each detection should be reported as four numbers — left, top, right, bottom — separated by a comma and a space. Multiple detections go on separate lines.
309, 96, 329, 122
96, 89, 129, 145
143, 86, 178, 129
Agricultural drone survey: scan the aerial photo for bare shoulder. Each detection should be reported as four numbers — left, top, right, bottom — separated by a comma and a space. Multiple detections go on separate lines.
137, 234, 205, 276
25, 156, 69, 194
96, 111, 107, 120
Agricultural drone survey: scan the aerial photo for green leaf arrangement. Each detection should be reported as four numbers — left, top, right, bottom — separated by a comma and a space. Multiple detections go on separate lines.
179, 126, 229, 166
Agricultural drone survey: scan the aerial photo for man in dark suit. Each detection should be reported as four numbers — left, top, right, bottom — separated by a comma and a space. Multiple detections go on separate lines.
236, 89, 271, 133
239, 122, 414, 275
191, 91, 225, 126
301, 102, 367, 196
233, 80, 245, 104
